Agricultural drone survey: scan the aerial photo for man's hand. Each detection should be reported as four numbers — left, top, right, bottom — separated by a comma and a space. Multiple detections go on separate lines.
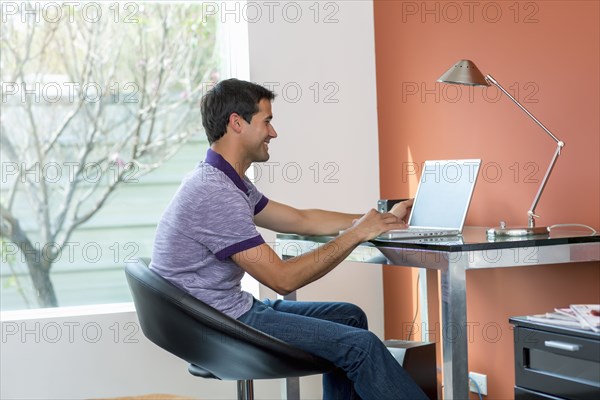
346, 209, 408, 242
389, 198, 414, 224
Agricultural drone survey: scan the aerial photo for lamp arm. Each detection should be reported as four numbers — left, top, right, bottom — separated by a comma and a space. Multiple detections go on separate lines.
486, 75, 562, 144
527, 144, 562, 227
485, 74, 565, 228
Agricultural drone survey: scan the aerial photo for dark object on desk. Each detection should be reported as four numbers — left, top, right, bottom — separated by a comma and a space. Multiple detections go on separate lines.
125, 258, 334, 400
378, 199, 409, 213
385, 340, 438, 400
510, 316, 600, 400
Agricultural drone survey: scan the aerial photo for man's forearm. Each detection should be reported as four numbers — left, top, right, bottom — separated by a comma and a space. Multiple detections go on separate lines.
280, 227, 364, 292
239, 209, 403, 295
298, 209, 363, 236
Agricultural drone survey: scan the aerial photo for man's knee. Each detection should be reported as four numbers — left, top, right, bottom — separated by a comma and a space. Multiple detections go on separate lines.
341, 303, 368, 329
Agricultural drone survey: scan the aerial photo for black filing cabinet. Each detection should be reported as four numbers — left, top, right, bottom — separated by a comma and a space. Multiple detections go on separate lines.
510, 317, 600, 400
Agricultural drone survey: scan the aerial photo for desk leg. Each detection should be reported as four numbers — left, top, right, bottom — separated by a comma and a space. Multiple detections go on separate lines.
441, 256, 468, 400
419, 268, 429, 341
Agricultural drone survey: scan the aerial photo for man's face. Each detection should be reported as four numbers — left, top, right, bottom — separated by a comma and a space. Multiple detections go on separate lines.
241, 98, 277, 162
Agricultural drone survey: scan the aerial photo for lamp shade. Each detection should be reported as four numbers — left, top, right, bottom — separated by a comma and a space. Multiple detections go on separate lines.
437, 60, 490, 86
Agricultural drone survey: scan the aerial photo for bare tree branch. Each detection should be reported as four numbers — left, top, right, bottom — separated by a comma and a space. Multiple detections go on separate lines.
1, 3, 218, 307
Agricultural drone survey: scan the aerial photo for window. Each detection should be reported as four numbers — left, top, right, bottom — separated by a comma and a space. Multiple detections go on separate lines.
0, 2, 250, 310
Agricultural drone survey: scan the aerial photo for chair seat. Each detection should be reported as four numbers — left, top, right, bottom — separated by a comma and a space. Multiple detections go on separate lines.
125, 258, 335, 382
188, 364, 216, 379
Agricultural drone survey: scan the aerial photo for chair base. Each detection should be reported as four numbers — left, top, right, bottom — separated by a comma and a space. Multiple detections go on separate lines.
237, 380, 254, 400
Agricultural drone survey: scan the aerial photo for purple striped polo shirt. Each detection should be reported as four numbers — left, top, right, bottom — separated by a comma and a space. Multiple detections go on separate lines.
150, 148, 268, 319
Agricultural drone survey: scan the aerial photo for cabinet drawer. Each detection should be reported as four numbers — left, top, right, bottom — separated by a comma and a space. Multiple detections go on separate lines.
514, 327, 600, 400
515, 386, 565, 400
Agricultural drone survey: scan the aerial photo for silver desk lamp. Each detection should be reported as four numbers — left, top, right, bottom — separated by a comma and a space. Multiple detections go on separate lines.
437, 60, 565, 237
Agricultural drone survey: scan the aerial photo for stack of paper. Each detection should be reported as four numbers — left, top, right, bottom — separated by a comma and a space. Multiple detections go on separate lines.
526, 304, 600, 332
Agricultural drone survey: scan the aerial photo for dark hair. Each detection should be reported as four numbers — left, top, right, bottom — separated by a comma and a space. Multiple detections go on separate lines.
200, 79, 276, 144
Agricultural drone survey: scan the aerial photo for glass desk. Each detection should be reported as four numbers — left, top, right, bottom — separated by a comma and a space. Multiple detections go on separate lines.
275, 227, 600, 399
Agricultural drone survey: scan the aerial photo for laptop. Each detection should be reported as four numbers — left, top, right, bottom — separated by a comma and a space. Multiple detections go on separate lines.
377, 159, 481, 240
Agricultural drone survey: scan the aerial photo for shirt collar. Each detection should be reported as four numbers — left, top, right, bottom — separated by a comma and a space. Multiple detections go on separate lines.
204, 148, 249, 195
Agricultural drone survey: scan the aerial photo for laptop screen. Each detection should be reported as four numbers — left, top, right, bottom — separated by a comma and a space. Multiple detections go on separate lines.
408, 159, 481, 230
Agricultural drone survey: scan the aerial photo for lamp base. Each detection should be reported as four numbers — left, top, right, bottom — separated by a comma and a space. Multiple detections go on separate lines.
487, 226, 550, 237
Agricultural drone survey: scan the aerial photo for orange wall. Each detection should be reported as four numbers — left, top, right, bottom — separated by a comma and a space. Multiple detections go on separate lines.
374, 1, 600, 398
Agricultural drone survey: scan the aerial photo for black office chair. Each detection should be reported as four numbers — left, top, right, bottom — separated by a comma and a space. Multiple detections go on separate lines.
125, 258, 334, 400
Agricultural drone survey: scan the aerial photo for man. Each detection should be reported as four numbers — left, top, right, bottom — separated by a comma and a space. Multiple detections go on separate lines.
151, 79, 426, 399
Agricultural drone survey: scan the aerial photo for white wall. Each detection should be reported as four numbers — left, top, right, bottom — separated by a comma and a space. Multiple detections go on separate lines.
0, 304, 267, 399
247, 1, 382, 399
0, 2, 381, 399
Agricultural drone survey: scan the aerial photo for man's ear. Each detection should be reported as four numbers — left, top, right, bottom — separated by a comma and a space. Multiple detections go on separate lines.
228, 113, 243, 133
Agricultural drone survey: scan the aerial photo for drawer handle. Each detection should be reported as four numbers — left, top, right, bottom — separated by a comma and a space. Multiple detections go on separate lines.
544, 340, 581, 352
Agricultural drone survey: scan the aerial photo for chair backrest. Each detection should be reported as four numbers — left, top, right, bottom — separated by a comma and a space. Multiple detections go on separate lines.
125, 258, 333, 381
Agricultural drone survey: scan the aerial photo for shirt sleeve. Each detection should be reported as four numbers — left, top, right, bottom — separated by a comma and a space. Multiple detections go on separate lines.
254, 195, 269, 215
188, 188, 265, 261
245, 177, 269, 215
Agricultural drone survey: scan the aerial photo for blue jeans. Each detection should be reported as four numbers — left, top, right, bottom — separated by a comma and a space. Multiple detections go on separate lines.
238, 299, 428, 400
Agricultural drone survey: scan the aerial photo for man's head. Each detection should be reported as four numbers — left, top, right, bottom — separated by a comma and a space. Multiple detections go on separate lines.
201, 78, 276, 144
